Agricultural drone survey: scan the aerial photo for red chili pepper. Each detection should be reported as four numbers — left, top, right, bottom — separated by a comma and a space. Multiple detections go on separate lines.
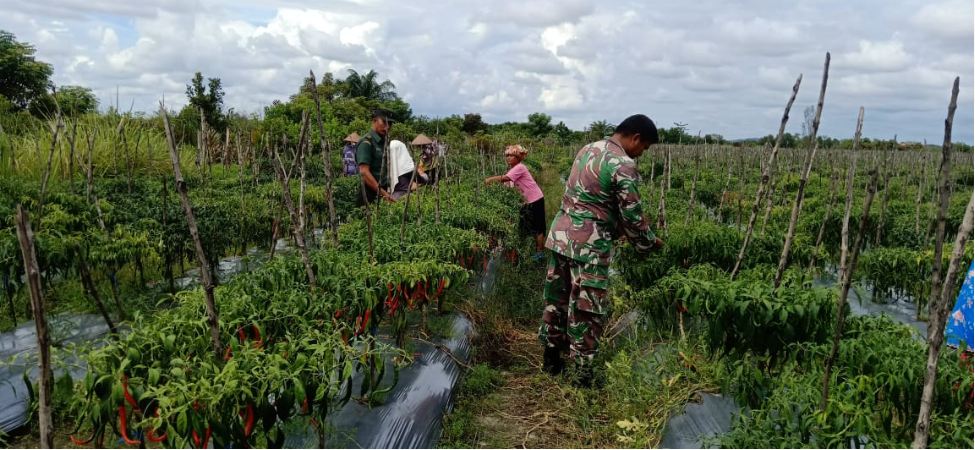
122, 376, 140, 412
677, 303, 688, 313
69, 432, 95, 446
147, 408, 167, 443
147, 427, 168, 443
302, 397, 310, 414
118, 406, 141, 446
436, 278, 446, 298
334, 307, 345, 319
482, 256, 488, 272
192, 429, 201, 447
203, 427, 212, 449
358, 308, 372, 335
243, 403, 255, 437
251, 324, 264, 349
224, 345, 233, 361
237, 327, 246, 343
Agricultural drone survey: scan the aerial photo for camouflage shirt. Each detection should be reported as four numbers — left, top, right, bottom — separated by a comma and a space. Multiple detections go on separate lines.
545, 139, 657, 266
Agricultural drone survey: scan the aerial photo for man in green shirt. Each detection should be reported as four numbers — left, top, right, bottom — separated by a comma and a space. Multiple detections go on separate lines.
356, 110, 395, 204
540, 114, 664, 386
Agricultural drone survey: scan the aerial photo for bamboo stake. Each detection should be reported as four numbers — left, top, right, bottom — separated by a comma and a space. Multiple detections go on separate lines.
773, 52, 830, 289
730, 74, 802, 278
161, 104, 223, 360
15, 205, 53, 448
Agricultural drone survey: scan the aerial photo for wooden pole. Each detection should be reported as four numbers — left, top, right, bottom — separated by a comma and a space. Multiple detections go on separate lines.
808, 163, 840, 270
731, 74, 802, 278
820, 107, 868, 410
271, 121, 318, 289
924, 77, 960, 320
14, 205, 53, 448
773, 52, 830, 288
308, 71, 340, 246
913, 193, 974, 448
161, 104, 223, 360
874, 137, 896, 245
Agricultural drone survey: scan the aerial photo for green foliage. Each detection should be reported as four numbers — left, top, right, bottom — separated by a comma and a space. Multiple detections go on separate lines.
638, 265, 836, 363
526, 112, 553, 137
343, 69, 398, 102
28, 85, 99, 118
462, 113, 486, 135
184, 72, 226, 132
0, 30, 53, 110
464, 363, 503, 396
721, 316, 973, 448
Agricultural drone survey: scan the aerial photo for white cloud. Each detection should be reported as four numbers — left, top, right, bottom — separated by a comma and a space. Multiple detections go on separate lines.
913, 0, 974, 40
0, 0, 970, 143
719, 17, 804, 56
838, 40, 911, 72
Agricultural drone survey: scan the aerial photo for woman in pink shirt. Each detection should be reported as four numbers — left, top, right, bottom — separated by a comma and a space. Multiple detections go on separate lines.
484, 144, 546, 261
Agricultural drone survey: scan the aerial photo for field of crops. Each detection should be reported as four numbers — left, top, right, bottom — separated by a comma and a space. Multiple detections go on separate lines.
0, 68, 973, 449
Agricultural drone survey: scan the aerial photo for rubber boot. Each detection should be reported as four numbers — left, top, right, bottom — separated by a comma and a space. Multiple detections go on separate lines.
542, 346, 565, 376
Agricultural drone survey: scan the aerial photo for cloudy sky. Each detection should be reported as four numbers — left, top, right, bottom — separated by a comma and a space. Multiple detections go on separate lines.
3, 0, 973, 142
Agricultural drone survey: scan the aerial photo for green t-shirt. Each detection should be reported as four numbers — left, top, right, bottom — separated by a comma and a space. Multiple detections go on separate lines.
355, 130, 388, 189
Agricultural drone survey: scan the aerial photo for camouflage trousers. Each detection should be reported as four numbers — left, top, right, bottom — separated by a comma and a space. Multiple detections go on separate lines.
538, 252, 609, 366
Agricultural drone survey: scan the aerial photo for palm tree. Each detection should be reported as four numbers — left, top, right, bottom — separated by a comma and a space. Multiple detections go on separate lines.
344, 69, 398, 102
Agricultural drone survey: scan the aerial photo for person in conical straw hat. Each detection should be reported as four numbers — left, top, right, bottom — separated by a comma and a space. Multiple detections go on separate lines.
410, 133, 443, 184
412, 133, 438, 184
342, 132, 361, 176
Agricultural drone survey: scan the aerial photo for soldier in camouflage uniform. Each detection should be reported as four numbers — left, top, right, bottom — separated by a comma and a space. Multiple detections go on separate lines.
540, 114, 664, 385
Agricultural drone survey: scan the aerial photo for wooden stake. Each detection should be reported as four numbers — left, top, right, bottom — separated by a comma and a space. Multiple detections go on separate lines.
731, 73, 803, 278
820, 107, 868, 410
913, 193, 974, 448
924, 77, 960, 321
308, 71, 339, 246
14, 205, 53, 448
161, 104, 223, 360
773, 52, 830, 289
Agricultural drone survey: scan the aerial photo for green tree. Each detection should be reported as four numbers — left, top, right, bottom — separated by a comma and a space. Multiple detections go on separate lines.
0, 31, 54, 110
586, 120, 614, 139
553, 121, 574, 144
462, 113, 487, 135
185, 72, 226, 131
526, 112, 553, 137
344, 69, 397, 101
30, 85, 98, 117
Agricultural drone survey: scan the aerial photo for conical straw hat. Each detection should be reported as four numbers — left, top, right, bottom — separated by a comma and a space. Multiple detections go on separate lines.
343, 132, 361, 143
411, 134, 434, 146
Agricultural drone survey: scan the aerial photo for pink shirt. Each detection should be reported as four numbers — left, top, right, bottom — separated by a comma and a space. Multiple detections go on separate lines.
505, 163, 544, 204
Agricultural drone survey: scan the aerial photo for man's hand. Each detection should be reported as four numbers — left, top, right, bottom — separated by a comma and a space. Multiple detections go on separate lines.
381, 190, 396, 203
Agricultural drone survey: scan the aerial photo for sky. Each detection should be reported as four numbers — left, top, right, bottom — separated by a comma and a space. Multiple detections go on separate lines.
2, 0, 973, 143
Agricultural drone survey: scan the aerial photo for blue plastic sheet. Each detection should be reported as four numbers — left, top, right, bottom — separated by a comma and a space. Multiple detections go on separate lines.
946, 262, 974, 349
